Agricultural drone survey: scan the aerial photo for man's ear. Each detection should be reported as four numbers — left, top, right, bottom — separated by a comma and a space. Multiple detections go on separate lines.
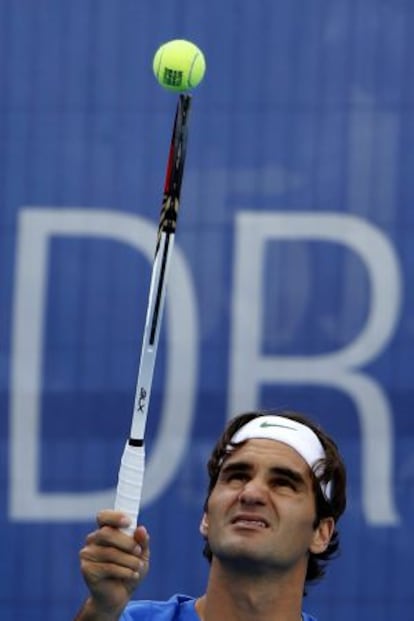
310, 517, 335, 554
199, 512, 209, 537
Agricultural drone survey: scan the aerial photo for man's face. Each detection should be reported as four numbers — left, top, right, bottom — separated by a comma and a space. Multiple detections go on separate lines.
200, 439, 333, 575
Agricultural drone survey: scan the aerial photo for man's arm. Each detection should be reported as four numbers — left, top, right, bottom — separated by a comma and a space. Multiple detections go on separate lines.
74, 510, 150, 621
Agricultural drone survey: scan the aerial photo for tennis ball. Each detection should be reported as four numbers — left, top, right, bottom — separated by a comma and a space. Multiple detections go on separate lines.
153, 39, 206, 92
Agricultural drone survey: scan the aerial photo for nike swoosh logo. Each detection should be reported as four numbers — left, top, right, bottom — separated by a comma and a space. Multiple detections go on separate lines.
259, 422, 297, 431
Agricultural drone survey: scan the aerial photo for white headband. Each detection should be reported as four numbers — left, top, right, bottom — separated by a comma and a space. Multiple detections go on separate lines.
229, 415, 332, 500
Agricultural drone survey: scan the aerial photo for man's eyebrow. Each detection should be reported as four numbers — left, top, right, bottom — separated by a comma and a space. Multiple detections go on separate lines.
269, 466, 307, 486
220, 461, 251, 474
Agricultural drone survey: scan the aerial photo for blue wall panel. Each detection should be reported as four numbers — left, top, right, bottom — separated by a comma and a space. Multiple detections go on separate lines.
0, 1, 413, 619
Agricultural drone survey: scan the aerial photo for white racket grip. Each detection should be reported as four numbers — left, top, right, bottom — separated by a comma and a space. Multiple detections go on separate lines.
114, 442, 145, 536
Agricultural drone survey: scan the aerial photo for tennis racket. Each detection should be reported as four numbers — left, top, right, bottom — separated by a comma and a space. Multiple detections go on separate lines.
114, 93, 192, 534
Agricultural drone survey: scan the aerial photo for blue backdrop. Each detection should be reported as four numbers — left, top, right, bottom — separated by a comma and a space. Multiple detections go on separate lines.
0, 1, 413, 620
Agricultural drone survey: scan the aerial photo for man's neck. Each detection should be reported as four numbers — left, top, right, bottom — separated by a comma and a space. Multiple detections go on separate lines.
196, 560, 305, 621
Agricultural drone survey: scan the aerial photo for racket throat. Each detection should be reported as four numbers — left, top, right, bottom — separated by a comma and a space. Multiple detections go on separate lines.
150, 232, 172, 345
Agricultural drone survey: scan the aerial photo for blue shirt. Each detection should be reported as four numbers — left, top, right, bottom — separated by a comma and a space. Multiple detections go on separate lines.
121, 594, 318, 621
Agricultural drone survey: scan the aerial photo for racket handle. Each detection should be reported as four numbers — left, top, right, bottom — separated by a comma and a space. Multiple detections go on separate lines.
114, 442, 145, 536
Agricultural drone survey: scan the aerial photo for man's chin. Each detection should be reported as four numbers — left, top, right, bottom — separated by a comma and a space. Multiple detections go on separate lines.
212, 545, 275, 573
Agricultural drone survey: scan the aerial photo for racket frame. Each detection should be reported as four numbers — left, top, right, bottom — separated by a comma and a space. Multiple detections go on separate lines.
114, 93, 192, 532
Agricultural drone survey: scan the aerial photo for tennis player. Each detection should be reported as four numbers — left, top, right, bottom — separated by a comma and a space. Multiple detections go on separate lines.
74, 410, 347, 621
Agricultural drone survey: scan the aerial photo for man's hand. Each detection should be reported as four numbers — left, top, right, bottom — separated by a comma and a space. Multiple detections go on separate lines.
75, 510, 150, 620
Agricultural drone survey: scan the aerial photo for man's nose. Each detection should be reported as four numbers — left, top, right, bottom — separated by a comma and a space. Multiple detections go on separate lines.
238, 478, 267, 505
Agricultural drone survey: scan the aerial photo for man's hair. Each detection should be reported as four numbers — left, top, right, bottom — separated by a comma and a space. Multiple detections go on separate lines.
202, 409, 347, 586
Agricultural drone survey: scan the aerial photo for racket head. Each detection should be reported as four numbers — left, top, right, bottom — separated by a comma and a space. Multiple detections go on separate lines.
157, 93, 192, 240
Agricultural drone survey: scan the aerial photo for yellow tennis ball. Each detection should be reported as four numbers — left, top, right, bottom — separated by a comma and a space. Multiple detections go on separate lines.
153, 39, 206, 92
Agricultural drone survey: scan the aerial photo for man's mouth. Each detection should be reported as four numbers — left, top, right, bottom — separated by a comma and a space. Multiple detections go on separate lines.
231, 515, 269, 528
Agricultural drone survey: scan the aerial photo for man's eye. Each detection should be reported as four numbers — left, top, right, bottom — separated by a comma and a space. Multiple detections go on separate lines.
226, 471, 248, 482
274, 478, 296, 490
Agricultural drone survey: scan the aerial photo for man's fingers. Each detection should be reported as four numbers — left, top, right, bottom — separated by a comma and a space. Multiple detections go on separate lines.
80, 543, 143, 573
79, 559, 142, 584
133, 525, 150, 558
87, 525, 139, 554
96, 509, 131, 529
